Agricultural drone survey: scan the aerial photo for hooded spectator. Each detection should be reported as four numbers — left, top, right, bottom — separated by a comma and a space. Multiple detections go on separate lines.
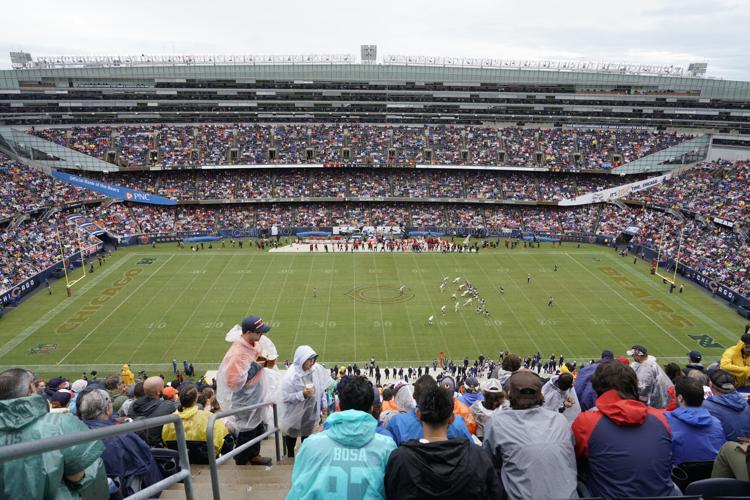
120, 381, 144, 417
720, 333, 750, 388
69, 379, 88, 416
574, 350, 614, 411
0, 368, 105, 499
665, 377, 725, 464
490, 353, 521, 390
279, 345, 332, 458
385, 386, 501, 499
386, 375, 472, 445
542, 372, 581, 423
288, 376, 396, 500
484, 371, 578, 500
628, 344, 673, 408
78, 388, 162, 495
469, 378, 507, 440
457, 376, 483, 407
702, 368, 750, 442
572, 361, 678, 498
121, 364, 135, 385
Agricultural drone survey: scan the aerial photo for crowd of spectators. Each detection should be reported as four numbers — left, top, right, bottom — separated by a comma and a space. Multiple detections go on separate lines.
597, 206, 749, 295
76, 168, 630, 202
637, 159, 749, 222
0, 210, 102, 294
2, 199, 747, 296
8, 330, 750, 499
0, 152, 102, 220
33, 124, 690, 170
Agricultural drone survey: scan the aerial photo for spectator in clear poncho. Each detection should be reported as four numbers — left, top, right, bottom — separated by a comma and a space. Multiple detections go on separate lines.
279, 345, 332, 458
216, 315, 273, 466
379, 382, 417, 428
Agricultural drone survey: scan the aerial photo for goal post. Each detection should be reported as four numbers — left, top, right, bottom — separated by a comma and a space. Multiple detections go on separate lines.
654, 218, 684, 286
56, 222, 88, 296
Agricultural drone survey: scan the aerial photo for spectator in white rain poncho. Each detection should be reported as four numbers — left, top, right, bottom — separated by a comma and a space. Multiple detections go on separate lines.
279, 345, 332, 458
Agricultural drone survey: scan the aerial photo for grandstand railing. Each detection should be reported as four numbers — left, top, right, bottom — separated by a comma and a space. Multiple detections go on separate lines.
206, 402, 282, 500
0, 413, 195, 500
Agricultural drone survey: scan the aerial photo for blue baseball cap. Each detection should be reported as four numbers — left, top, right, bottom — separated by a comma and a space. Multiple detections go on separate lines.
241, 315, 271, 334
688, 351, 702, 363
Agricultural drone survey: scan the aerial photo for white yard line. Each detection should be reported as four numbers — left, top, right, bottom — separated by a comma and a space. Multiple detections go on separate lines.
193, 253, 260, 360
390, 255, 423, 360
609, 256, 741, 346
320, 256, 338, 360
443, 253, 483, 356
489, 254, 550, 356
93, 254, 200, 362
566, 253, 692, 352
527, 254, 631, 356
290, 256, 318, 352
57, 255, 175, 364
470, 257, 511, 353
159, 255, 238, 359
268, 255, 297, 328
352, 255, 358, 361
0, 257, 129, 361
371, 255, 391, 361
124, 256, 217, 362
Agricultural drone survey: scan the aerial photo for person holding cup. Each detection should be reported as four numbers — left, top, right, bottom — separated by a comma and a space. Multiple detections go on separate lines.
279, 345, 332, 458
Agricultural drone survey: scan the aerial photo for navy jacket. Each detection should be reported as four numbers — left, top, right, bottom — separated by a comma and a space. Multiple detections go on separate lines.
574, 362, 599, 411
84, 418, 162, 494
572, 390, 677, 499
702, 391, 750, 442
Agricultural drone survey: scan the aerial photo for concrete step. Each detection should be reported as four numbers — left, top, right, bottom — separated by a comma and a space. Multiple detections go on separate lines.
160, 437, 293, 499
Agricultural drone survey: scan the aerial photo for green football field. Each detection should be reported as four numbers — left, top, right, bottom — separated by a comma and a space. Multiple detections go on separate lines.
0, 242, 745, 380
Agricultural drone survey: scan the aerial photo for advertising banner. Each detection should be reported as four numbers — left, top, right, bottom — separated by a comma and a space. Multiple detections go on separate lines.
51, 170, 177, 205
559, 172, 672, 206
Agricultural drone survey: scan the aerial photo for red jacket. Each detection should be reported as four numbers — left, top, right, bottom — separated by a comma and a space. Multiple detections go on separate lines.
572, 390, 675, 499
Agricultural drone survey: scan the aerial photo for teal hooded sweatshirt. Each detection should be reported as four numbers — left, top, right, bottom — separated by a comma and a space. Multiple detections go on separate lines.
287, 409, 396, 500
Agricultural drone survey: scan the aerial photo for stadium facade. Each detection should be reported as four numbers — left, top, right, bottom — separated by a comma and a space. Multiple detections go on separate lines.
1, 53, 749, 132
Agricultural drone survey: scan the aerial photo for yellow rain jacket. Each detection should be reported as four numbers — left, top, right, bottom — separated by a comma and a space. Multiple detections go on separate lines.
720, 341, 750, 387
162, 406, 229, 456
121, 364, 135, 385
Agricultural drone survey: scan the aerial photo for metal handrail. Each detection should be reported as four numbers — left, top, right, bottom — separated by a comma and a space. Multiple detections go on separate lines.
206, 402, 282, 500
0, 413, 195, 500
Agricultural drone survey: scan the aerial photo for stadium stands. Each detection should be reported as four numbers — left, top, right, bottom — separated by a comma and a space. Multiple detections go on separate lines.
33, 125, 690, 170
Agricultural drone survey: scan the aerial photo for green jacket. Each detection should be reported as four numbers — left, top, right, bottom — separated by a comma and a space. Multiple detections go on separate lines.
107, 390, 128, 413
0, 394, 106, 499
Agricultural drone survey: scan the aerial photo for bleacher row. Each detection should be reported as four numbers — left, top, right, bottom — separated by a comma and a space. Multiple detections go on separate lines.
5, 349, 750, 499
2, 151, 749, 222
33, 124, 691, 170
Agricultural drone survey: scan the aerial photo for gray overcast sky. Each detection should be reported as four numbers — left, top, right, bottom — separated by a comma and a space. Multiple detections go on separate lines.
1, 0, 748, 80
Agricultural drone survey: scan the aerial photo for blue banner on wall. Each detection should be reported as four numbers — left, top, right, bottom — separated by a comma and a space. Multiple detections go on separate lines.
51, 170, 177, 206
